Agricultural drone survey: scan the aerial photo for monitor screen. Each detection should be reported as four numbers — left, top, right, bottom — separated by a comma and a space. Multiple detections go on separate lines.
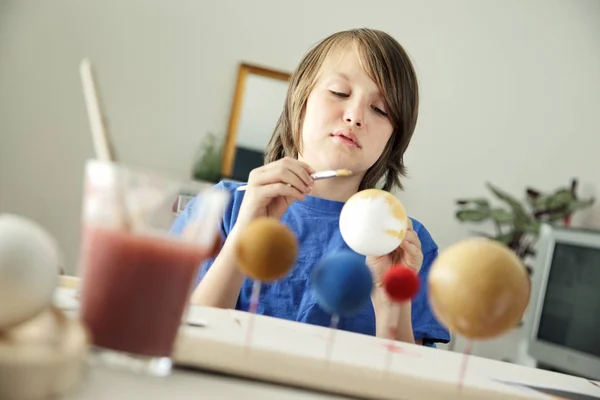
231, 146, 264, 182
536, 242, 600, 358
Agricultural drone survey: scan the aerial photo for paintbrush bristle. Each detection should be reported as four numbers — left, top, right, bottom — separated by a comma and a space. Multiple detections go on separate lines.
336, 169, 353, 177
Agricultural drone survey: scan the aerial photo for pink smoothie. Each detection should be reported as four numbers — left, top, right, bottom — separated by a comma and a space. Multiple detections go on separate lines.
79, 225, 211, 357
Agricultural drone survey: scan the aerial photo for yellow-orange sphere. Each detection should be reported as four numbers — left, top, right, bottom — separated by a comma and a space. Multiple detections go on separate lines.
428, 238, 530, 340
235, 217, 298, 282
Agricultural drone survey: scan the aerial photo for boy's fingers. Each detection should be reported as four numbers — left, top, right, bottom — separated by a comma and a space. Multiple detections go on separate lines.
258, 183, 305, 202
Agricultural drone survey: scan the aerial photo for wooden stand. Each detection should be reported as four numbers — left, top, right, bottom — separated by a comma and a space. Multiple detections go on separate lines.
0, 306, 89, 400
172, 306, 598, 400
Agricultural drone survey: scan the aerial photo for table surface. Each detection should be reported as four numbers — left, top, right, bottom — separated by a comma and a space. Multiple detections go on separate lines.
64, 363, 351, 400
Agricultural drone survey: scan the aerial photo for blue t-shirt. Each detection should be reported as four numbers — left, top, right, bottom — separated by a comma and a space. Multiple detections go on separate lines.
170, 180, 450, 346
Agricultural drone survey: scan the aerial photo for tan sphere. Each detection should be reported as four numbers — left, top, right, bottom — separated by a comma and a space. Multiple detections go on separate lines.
428, 238, 530, 340
235, 218, 298, 282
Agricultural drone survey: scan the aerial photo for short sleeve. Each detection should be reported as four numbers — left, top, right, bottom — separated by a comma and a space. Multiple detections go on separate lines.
412, 248, 451, 346
169, 181, 233, 288
169, 196, 197, 236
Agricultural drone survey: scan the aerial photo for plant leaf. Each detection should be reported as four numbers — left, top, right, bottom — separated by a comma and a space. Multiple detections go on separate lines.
490, 208, 513, 224
518, 220, 541, 235
544, 189, 576, 209
456, 198, 490, 208
568, 198, 595, 213
191, 132, 224, 183
486, 182, 530, 222
456, 208, 491, 222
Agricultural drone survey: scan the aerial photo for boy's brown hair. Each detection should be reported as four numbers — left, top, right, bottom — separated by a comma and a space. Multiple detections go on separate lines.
264, 28, 419, 192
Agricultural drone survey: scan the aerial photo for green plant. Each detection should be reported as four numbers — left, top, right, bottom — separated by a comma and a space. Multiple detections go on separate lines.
191, 132, 223, 183
455, 179, 595, 260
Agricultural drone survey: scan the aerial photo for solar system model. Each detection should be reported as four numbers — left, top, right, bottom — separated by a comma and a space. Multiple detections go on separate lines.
231, 186, 530, 372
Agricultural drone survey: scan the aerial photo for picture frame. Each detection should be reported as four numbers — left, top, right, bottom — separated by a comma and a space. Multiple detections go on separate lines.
221, 62, 291, 182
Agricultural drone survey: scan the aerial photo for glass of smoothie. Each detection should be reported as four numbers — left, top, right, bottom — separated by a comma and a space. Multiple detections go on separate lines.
76, 159, 228, 377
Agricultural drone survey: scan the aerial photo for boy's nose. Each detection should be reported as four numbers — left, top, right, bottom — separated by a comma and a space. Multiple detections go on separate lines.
344, 108, 363, 128
345, 117, 361, 127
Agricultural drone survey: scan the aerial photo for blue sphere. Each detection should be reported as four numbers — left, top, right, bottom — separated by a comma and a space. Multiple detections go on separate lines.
310, 251, 374, 317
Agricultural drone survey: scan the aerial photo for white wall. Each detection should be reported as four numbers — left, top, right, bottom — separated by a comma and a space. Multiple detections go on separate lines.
237, 74, 289, 151
1, 0, 599, 283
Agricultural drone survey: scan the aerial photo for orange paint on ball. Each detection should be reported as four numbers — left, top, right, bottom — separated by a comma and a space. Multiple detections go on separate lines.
235, 217, 298, 282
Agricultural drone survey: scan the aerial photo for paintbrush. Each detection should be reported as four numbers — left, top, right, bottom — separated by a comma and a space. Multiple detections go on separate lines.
79, 58, 132, 230
236, 169, 353, 191
79, 59, 118, 163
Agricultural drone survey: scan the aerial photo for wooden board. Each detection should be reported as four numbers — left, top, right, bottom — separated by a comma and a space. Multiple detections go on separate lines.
53, 283, 600, 400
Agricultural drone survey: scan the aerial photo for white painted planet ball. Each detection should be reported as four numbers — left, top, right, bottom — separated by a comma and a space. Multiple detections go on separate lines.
0, 214, 61, 331
339, 189, 409, 257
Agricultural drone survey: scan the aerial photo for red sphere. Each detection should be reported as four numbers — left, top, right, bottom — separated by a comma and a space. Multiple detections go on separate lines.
382, 265, 420, 302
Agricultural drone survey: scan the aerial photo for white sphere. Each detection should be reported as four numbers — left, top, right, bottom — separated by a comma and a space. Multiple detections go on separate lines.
339, 189, 409, 257
0, 214, 61, 330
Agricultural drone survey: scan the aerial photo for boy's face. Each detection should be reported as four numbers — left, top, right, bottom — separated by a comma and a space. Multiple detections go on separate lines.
299, 46, 394, 177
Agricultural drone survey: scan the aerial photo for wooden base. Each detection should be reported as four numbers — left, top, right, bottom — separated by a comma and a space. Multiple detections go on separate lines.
173, 307, 600, 399
0, 306, 89, 400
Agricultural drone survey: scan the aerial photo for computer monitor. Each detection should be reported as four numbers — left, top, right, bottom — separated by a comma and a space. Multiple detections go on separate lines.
526, 224, 600, 380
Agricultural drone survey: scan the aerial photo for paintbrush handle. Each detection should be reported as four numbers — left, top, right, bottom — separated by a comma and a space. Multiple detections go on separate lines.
311, 170, 338, 180
236, 170, 346, 191
79, 59, 116, 162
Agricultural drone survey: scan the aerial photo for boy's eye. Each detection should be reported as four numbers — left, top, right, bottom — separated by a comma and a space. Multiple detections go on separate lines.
372, 106, 387, 117
330, 90, 349, 98
329, 90, 388, 117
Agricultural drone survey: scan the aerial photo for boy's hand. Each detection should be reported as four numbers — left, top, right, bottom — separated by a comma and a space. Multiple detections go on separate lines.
365, 218, 423, 288
236, 157, 315, 226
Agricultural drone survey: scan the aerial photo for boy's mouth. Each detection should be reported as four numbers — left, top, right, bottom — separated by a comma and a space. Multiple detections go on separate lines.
331, 131, 361, 148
